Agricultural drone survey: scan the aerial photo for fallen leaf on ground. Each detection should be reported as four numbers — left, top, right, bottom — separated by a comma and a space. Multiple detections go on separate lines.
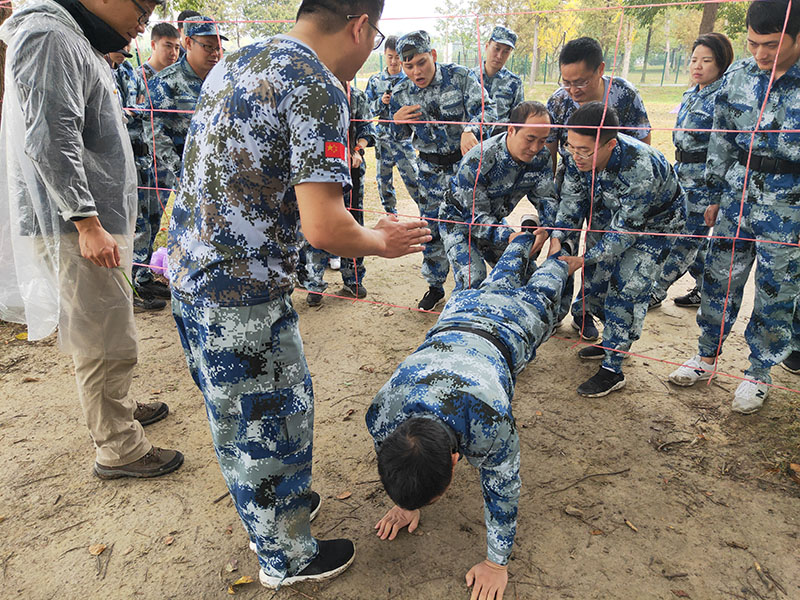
535, 410, 543, 416
359, 365, 375, 373
21, 377, 38, 383
564, 506, 584, 518
342, 409, 355, 421
590, 529, 604, 536
787, 463, 800, 486
225, 525, 233, 535
88, 544, 106, 556
625, 519, 639, 532
164, 536, 174, 545
227, 575, 255, 594
336, 491, 352, 500
225, 559, 239, 573
15, 333, 28, 341
671, 590, 690, 598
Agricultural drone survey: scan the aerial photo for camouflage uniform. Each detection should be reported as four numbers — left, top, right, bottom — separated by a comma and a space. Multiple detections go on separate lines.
473, 26, 523, 136
304, 85, 375, 293
168, 35, 352, 580
440, 133, 558, 290
138, 61, 158, 82
390, 31, 497, 291
553, 135, 686, 373
695, 57, 800, 384
365, 68, 421, 214
652, 79, 724, 301
367, 233, 570, 566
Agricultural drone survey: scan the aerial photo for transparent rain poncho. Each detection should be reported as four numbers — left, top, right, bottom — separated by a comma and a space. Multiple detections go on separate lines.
0, 0, 138, 359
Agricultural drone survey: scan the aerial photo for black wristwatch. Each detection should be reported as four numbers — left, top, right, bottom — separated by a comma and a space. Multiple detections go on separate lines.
355, 147, 365, 156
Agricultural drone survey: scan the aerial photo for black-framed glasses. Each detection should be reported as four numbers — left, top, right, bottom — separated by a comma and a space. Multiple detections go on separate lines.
564, 141, 608, 160
191, 37, 223, 55
346, 14, 385, 50
129, 0, 150, 27
560, 79, 591, 90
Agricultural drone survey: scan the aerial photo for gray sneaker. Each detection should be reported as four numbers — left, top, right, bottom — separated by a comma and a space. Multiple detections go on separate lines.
94, 446, 184, 480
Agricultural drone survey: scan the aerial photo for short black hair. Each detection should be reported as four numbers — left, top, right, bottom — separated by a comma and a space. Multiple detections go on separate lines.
377, 418, 454, 510
693, 32, 734, 76
567, 101, 619, 144
151, 22, 180, 41
560, 36, 604, 71
384, 35, 398, 52
176, 10, 200, 32
747, 0, 800, 39
296, 0, 385, 32
509, 101, 549, 130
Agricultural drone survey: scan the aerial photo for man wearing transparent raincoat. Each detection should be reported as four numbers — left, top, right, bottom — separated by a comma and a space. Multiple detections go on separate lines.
0, 0, 182, 479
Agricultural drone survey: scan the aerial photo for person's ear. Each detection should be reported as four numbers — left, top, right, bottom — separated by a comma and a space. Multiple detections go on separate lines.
349, 13, 369, 45
607, 138, 617, 152
431, 48, 437, 63
597, 61, 605, 78
451, 452, 459, 469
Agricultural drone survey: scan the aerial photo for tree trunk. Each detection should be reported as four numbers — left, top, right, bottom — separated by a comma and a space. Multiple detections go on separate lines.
529, 17, 539, 86
664, 20, 671, 80
621, 20, 634, 80
698, 2, 720, 35
639, 25, 653, 84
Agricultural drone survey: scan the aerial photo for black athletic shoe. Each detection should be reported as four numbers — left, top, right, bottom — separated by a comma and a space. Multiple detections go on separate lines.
259, 538, 356, 589
577, 367, 626, 397
578, 345, 605, 360
674, 286, 702, 308
133, 295, 167, 312
307, 292, 322, 307
648, 294, 663, 310
782, 351, 800, 374
571, 312, 599, 341
418, 287, 445, 311
341, 283, 367, 299
136, 280, 171, 299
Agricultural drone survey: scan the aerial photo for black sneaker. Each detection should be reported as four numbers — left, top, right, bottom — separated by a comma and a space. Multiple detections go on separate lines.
341, 283, 367, 299
307, 292, 322, 307
782, 350, 800, 374
577, 367, 626, 397
133, 295, 167, 312
259, 538, 356, 589
571, 312, 599, 341
674, 286, 701, 308
94, 446, 184, 479
418, 287, 445, 311
578, 345, 630, 361
648, 294, 663, 310
136, 280, 171, 299
134, 401, 169, 426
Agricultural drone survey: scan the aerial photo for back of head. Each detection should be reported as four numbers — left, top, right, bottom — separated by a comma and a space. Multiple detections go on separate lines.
384, 34, 397, 52
151, 22, 179, 42
177, 9, 200, 32
509, 100, 548, 127
560, 36, 603, 70
693, 32, 734, 74
567, 101, 619, 144
377, 417, 454, 510
747, 0, 800, 38
296, 0, 385, 33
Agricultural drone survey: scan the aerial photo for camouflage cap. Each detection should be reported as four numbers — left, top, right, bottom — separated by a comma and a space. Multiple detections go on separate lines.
185, 16, 228, 40
490, 25, 517, 49
396, 30, 432, 61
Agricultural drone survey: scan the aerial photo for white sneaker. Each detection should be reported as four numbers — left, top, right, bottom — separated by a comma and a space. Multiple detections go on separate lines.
668, 355, 716, 387
328, 257, 341, 270
731, 379, 769, 414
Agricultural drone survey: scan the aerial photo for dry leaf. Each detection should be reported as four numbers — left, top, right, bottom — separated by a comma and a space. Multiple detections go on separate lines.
336, 491, 352, 500
88, 544, 106, 556
0, 516, 6, 524
21, 377, 38, 383
342, 408, 355, 421
164, 536, 174, 545
535, 410, 543, 417
590, 529, 604, 536
225, 559, 239, 573
359, 365, 375, 373
227, 574, 256, 593
225, 525, 233, 535
625, 519, 639, 532
671, 591, 690, 598
564, 506, 584, 518
15, 332, 28, 341
787, 463, 800, 486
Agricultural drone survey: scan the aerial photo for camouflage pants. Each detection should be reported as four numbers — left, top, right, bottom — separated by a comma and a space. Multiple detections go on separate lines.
375, 138, 420, 214
132, 165, 164, 285
582, 234, 674, 373
697, 199, 800, 383
172, 295, 318, 580
417, 158, 456, 289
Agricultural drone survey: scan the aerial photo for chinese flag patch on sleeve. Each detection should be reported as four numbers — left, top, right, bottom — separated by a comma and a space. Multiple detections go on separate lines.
324, 141, 346, 159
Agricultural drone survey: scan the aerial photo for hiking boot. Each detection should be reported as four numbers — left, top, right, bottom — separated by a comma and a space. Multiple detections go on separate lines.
648, 293, 664, 310
577, 345, 631, 361
307, 292, 322, 307
571, 312, 599, 341
418, 287, 445, 311
341, 283, 367, 299
259, 538, 356, 589
731, 379, 769, 415
780, 350, 800, 374
577, 367, 626, 397
134, 401, 169, 426
674, 286, 701, 308
250, 492, 322, 553
668, 355, 715, 387
328, 257, 341, 270
94, 446, 184, 479
136, 280, 171, 299
133, 295, 167, 312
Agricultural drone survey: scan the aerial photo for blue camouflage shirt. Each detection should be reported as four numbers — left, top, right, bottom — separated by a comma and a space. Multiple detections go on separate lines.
365, 68, 405, 137
473, 64, 523, 124
554, 134, 685, 264
168, 35, 351, 307
389, 62, 497, 155
449, 133, 558, 248
706, 56, 800, 206
673, 77, 724, 208
349, 85, 375, 176
547, 76, 650, 158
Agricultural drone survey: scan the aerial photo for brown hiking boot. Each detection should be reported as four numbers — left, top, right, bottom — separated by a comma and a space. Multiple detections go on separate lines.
134, 401, 169, 426
94, 447, 184, 479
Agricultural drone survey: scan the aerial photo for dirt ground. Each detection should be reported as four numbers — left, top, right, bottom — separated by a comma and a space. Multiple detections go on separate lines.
2, 142, 800, 599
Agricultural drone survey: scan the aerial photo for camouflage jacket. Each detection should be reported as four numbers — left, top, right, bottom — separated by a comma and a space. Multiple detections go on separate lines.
472, 64, 523, 124
365, 68, 405, 137
349, 85, 375, 175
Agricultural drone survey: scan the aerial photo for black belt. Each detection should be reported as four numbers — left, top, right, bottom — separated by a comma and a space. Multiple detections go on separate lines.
737, 150, 800, 175
435, 325, 513, 372
675, 149, 706, 163
418, 149, 462, 168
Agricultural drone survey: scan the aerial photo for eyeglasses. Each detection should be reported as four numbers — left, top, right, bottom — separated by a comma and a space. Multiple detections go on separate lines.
564, 141, 608, 160
347, 14, 385, 50
129, 0, 150, 27
560, 79, 591, 90
190, 37, 223, 55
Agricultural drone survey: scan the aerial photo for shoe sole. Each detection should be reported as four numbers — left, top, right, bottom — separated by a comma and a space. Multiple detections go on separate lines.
250, 497, 322, 553
418, 297, 445, 311
340, 287, 367, 299
259, 547, 355, 589
136, 404, 169, 427
731, 402, 763, 415
578, 378, 627, 398
578, 351, 630, 361
570, 320, 599, 341
94, 452, 184, 480
780, 362, 800, 375
668, 372, 713, 387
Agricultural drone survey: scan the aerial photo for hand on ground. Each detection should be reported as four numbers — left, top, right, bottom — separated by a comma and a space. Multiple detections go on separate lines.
466, 560, 508, 600
375, 505, 421, 540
